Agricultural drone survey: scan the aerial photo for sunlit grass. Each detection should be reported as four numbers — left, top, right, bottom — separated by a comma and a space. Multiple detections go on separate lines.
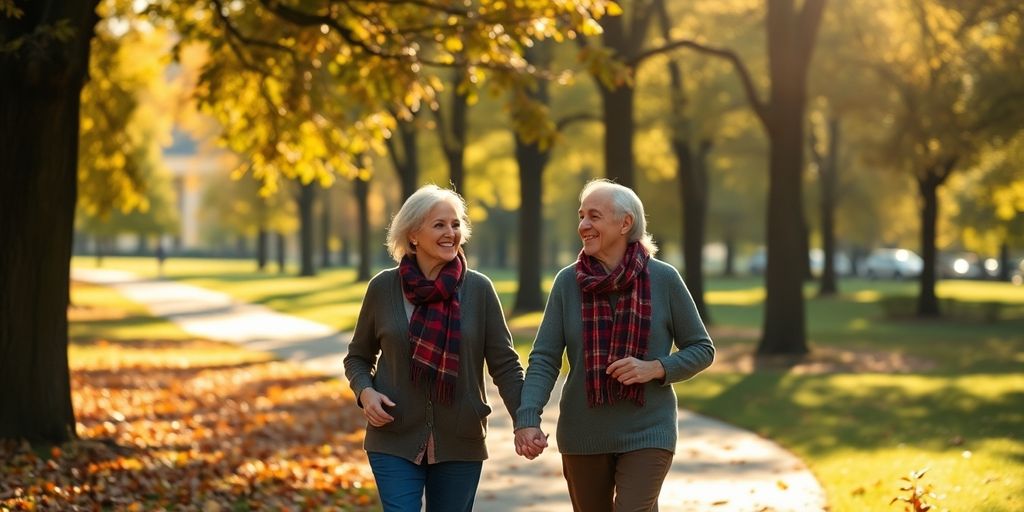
69, 280, 195, 342
73, 256, 373, 331
677, 373, 1024, 512
69, 280, 272, 368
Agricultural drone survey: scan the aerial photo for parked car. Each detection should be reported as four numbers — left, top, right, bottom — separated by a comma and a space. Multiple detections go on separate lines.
864, 248, 923, 279
809, 249, 853, 277
747, 248, 767, 275
747, 247, 853, 277
938, 252, 986, 280
1012, 258, 1024, 286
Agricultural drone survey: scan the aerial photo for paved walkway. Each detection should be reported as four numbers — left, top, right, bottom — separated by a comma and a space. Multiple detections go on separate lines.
73, 268, 828, 511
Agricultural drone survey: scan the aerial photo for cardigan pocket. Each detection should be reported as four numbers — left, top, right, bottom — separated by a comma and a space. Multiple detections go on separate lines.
455, 400, 491, 439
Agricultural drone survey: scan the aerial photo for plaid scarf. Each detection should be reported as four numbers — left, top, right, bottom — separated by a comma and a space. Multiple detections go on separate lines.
575, 242, 651, 407
400, 252, 465, 405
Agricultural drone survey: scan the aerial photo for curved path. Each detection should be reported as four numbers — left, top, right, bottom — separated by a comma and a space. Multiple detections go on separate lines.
73, 268, 827, 511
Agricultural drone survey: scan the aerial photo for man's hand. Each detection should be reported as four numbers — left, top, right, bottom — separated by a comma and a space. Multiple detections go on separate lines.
606, 357, 665, 385
359, 388, 396, 427
514, 427, 548, 460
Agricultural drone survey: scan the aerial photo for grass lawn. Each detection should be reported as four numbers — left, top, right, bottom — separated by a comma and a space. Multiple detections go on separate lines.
71, 256, 1024, 511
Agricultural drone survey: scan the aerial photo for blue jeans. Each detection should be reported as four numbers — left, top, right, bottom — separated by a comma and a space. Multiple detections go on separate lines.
367, 452, 483, 512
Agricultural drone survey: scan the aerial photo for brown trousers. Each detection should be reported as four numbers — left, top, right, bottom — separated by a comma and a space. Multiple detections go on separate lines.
561, 448, 674, 512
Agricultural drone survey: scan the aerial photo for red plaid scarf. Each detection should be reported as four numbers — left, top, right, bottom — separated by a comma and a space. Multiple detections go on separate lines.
575, 242, 651, 407
400, 252, 465, 405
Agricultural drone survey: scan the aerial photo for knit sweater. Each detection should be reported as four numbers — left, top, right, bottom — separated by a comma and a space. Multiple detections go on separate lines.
514, 258, 715, 455
344, 268, 523, 462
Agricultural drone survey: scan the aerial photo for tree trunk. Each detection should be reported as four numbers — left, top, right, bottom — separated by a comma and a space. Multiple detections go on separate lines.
514, 136, 548, 312
256, 228, 268, 271
297, 182, 316, 277
916, 173, 942, 316
675, 138, 713, 324
512, 46, 551, 312
354, 178, 372, 281
390, 117, 419, 201
723, 236, 736, 277
276, 232, 287, 274
320, 186, 332, 268
0, 0, 100, 444
339, 234, 352, 267
998, 242, 1010, 282
599, 84, 635, 189
817, 116, 840, 296
445, 68, 468, 194
759, 110, 810, 355
595, 11, 639, 189
755, 0, 825, 356
659, 16, 713, 323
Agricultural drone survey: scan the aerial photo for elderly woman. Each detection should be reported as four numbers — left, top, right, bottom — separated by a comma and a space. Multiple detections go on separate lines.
514, 179, 714, 512
344, 184, 523, 511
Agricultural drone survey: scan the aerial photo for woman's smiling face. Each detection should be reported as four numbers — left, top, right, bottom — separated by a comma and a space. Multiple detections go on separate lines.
578, 189, 631, 269
411, 200, 462, 276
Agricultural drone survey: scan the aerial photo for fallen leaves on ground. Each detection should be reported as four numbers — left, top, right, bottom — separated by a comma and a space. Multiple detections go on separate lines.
1, 342, 377, 511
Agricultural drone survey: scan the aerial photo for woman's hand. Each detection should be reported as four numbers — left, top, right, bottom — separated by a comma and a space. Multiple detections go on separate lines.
359, 388, 396, 427
606, 357, 665, 385
514, 427, 548, 460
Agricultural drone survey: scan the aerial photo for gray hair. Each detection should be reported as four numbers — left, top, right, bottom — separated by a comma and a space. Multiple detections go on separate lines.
386, 184, 472, 262
580, 179, 658, 255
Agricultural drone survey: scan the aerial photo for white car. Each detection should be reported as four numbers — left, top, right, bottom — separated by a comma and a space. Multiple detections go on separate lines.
864, 248, 923, 279
809, 249, 853, 277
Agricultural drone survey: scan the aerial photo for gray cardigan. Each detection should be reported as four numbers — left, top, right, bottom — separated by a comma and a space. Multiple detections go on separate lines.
344, 268, 523, 462
514, 259, 715, 454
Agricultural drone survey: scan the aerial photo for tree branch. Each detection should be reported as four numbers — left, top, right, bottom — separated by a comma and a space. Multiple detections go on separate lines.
212, 0, 297, 62
556, 112, 600, 131
631, 39, 767, 124
345, 0, 472, 17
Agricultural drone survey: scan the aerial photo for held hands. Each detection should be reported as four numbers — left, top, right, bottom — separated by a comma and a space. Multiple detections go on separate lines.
514, 427, 549, 460
359, 387, 396, 427
606, 357, 666, 385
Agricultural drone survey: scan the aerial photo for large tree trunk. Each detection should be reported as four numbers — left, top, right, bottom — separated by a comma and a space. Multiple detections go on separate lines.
0, 0, 100, 444
916, 172, 943, 317
755, 0, 825, 356
760, 111, 810, 355
354, 178, 372, 281
296, 182, 316, 277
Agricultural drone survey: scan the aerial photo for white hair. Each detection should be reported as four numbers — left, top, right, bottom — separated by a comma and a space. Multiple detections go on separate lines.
580, 179, 658, 255
386, 184, 472, 262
